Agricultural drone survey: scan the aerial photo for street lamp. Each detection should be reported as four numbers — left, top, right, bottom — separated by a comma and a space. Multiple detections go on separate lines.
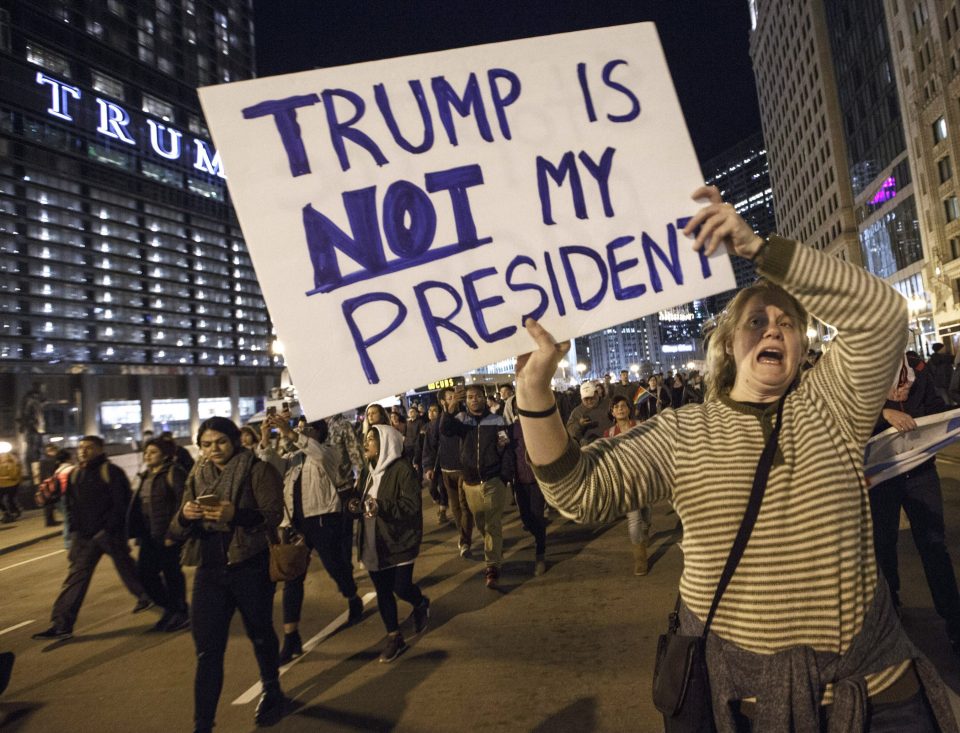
576, 362, 587, 377
908, 295, 926, 354
558, 359, 569, 383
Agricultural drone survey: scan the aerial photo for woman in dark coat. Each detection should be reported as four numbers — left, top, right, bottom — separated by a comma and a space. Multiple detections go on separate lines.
357, 424, 429, 663
130, 437, 189, 631
168, 417, 285, 732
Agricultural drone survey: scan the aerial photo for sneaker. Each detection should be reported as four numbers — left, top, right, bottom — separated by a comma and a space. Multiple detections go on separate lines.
534, 556, 547, 576
31, 626, 72, 641
484, 566, 500, 589
379, 632, 408, 663
459, 543, 471, 559
152, 609, 175, 632
347, 595, 363, 625
413, 596, 430, 634
254, 682, 285, 726
165, 612, 191, 632
132, 596, 155, 614
278, 630, 302, 665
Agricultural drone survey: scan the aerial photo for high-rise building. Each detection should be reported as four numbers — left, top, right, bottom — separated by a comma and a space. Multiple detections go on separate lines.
884, 0, 960, 348
750, 0, 929, 349
0, 0, 279, 452
701, 131, 777, 312
748, 0, 862, 263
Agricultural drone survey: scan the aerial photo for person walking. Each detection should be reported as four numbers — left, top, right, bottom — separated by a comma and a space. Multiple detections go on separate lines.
0, 452, 23, 523
357, 425, 429, 662
32, 436, 153, 640
603, 395, 650, 576
130, 438, 190, 632
515, 185, 958, 731
259, 414, 363, 664
168, 417, 285, 731
441, 384, 514, 588
870, 355, 960, 654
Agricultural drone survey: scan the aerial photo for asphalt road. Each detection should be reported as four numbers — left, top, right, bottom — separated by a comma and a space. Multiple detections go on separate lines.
4, 462, 960, 732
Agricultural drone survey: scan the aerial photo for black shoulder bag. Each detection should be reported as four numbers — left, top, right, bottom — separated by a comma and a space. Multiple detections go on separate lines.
652, 393, 787, 732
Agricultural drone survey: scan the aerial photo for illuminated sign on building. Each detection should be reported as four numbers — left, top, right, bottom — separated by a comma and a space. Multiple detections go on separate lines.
662, 343, 694, 353
868, 176, 897, 206
34, 72, 225, 178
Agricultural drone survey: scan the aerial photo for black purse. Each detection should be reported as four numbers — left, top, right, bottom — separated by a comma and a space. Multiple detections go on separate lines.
652, 392, 787, 732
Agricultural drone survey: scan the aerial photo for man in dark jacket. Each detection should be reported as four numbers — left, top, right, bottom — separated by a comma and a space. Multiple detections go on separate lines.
927, 342, 954, 406
869, 362, 960, 655
441, 385, 514, 588
33, 436, 153, 640
424, 388, 474, 553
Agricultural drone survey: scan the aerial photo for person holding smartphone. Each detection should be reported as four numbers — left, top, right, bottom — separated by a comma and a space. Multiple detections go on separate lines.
168, 417, 285, 732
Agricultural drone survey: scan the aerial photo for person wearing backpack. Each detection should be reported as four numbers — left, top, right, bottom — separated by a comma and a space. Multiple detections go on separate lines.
129, 438, 190, 632
32, 436, 153, 641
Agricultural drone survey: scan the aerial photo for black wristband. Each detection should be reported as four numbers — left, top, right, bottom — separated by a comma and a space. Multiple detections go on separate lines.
516, 402, 558, 419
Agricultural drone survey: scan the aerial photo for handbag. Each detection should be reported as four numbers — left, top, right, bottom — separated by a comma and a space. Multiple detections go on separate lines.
268, 476, 311, 582
652, 392, 787, 732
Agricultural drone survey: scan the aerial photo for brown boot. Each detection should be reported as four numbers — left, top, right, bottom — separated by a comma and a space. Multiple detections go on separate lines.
632, 543, 648, 576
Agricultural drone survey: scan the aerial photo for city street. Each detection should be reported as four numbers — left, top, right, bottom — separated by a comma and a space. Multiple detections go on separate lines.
4, 458, 960, 733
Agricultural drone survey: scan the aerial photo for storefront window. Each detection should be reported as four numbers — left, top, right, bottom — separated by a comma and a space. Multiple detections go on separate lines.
100, 400, 142, 445
152, 398, 190, 437
198, 396, 231, 421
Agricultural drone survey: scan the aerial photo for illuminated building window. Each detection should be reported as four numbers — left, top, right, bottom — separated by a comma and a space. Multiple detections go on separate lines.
934, 117, 948, 144
938, 156, 953, 184
142, 93, 175, 122
91, 70, 125, 101
26, 43, 71, 77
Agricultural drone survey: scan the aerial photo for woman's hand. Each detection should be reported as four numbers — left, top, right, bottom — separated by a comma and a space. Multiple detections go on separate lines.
683, 185, 765, 259
882, 408, 917, 432
515, 319, 570, 409
181, 500, 204, 521
201, 500, 236, 524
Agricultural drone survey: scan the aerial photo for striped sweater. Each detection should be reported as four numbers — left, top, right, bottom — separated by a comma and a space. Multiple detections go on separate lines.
533, 236, 909, 694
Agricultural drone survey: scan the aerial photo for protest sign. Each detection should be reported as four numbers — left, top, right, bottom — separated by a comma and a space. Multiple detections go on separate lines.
864, 408, 960, 485
198, 22, 736, 419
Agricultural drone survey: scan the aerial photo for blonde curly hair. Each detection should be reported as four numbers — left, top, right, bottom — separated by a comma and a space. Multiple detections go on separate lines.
704, 280, 809, 401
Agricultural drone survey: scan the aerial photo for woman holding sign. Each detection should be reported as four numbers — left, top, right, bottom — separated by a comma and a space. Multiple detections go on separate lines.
169, 417, 285, 732
515, 186, 957, 731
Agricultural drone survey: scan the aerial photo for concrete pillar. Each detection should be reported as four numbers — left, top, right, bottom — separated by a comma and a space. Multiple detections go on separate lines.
80, 373, 100, 437
139, 375, 153, 436
187, 374, 200, 441
228, 374, 240, 424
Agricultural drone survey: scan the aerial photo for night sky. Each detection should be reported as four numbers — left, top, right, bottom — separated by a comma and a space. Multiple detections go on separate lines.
251, 0, 762, 165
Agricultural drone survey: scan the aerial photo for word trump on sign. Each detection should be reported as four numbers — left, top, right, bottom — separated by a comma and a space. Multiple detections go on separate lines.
199, 23, 736, 419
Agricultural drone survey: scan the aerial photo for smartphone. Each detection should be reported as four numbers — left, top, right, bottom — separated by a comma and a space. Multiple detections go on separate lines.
267, 406, 277, 417
195, 494, 221, 508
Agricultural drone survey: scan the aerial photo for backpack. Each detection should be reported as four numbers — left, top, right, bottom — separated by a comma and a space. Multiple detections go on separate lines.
34, 468, 70, 507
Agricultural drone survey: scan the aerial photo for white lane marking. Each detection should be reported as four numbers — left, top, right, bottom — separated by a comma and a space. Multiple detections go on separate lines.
232, 591, 378, 706
0, 549, 65, 573
0, 620, 34, 636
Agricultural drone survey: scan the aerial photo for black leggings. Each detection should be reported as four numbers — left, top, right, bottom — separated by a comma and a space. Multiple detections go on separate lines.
514, 482, 547, 556
282, 512, 358, 624
191, 551, 279, 728
368, 564, 423, 634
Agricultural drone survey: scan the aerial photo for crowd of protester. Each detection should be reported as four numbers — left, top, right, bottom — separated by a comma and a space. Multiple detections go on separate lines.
13, 188, 960, 731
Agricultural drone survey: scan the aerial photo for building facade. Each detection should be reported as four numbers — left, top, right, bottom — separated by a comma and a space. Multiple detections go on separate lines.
750, 0, 930, 351
0, 0, 281, 455
885, 0, 960, 347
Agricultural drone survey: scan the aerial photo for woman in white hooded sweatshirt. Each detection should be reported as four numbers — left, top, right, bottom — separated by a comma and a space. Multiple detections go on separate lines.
357, 424, 429, 662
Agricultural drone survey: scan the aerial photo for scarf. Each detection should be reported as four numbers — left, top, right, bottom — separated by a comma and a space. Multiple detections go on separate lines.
362, 424, 404, 501
193, 448, 255, 528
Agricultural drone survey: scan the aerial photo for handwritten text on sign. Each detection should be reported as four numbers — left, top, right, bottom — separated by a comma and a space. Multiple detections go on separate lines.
198, 23, 735, 419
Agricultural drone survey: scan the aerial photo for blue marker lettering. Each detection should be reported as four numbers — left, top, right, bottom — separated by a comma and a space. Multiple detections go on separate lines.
414, 280, 478, 361
559, 246, 608, 310
341, 292, 408, 384
321, 88, 389, 172
462, 267, 515, 343
241, 94, 321, 177
505, 255, 549, 324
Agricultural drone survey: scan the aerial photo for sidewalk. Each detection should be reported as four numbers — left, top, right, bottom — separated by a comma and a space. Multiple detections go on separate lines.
0, 508, 64, 556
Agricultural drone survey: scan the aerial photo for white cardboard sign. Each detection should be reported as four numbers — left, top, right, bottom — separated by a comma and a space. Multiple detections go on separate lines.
198, 22, 735, 419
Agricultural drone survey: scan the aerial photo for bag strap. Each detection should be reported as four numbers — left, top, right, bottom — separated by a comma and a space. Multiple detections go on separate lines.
700, 391, 788, 639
